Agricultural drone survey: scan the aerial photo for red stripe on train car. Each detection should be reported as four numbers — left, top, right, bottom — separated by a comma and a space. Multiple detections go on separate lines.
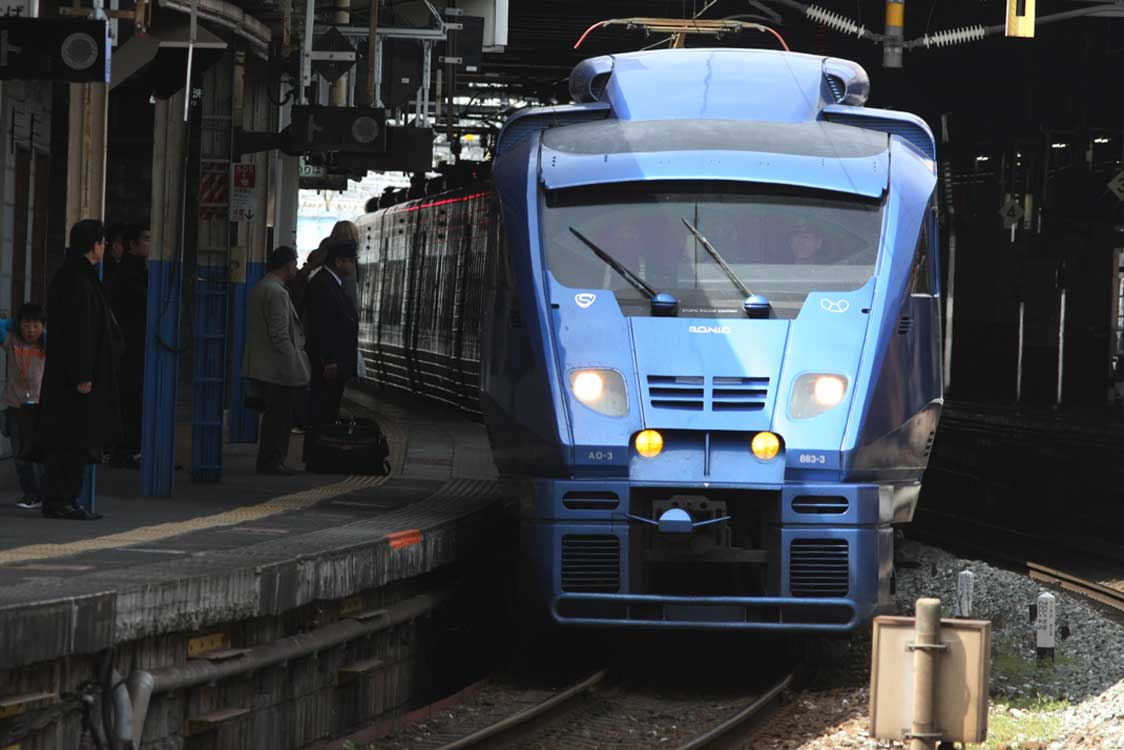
394, 192, 489, 213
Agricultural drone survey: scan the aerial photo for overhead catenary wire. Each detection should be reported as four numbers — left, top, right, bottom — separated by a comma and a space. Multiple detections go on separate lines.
574, 17, 790, 51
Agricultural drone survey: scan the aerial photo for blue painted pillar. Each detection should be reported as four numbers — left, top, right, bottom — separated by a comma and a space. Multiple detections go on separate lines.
140, 90, 187, 497
140, 260, 182, 495
229, 261, 266, 443
191, 264, 228, 482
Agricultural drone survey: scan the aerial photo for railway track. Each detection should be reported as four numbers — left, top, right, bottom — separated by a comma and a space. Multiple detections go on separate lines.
378, 666, 798, 750
913, 508, 1124, 615
1027, 562, 1124, 612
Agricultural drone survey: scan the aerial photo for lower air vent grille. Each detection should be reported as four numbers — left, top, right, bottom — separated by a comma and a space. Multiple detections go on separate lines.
562, 535, 621, 593
792, 496, 849, 515
562, 491, 620, 511
790, 539, 849, 597
897, 315, 913, 335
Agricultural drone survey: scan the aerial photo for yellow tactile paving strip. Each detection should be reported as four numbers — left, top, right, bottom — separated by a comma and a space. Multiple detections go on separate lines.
0, 473, 389, 567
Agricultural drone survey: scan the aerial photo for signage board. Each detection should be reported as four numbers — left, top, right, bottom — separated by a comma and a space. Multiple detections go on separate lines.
1, 0, 38, 18
298, 157, 326, 179
299, 173, 348, 191
870, 616, 991, 744
231, 163, 257, 223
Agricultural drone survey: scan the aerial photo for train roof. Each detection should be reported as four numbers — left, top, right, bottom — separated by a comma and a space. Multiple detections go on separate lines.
497, 49, 936, 163
571, 49, 866, 124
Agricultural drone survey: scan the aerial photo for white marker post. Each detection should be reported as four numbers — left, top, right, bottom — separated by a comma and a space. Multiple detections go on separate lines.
1036, 592, 1056, 665
955, 571, 976, 618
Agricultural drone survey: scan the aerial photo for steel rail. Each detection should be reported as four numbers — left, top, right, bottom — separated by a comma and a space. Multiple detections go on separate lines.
1027, 562, 1124, 612
675, 670, 797, 750
433, 669, 608, 750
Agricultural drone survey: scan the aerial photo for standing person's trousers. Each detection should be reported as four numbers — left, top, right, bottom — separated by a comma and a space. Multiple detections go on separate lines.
258, 383, 299, 470
46, 446, 87, 508
304, 374, 346, 462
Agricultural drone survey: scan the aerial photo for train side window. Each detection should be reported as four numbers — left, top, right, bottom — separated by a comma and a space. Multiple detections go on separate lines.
908, 220, 934, 295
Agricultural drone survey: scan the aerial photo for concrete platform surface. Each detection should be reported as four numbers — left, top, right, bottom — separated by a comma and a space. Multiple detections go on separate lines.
0, 388, 501, 670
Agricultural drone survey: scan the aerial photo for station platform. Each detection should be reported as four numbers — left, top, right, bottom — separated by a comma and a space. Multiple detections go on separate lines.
0, 388, 503, 672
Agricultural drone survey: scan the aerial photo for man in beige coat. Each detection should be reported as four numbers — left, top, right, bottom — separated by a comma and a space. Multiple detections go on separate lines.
243, 246, 311, 475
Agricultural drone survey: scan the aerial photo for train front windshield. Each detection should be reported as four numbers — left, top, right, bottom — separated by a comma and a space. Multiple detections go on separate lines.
543, 182, 884, 318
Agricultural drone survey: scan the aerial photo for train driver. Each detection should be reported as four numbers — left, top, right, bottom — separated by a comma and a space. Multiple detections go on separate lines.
787, 219, 825, 264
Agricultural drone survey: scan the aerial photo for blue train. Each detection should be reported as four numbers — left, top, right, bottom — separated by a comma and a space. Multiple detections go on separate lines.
356, 48, 942, 632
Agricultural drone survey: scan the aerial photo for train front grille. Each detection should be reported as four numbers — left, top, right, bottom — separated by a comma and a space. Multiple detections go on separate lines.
561, 535, 621, 593
789, 539, 850, 597
645, 375, 770, 412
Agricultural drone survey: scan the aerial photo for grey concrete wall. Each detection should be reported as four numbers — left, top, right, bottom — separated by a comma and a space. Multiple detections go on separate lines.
1, 581, 431, 750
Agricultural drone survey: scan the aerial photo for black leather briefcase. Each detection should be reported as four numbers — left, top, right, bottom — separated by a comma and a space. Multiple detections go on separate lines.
305, 417, 390, 475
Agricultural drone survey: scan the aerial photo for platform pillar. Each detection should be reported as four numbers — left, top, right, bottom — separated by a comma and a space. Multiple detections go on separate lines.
273, 93, 299, 248
230, 55, 272, 443
65, 82, 108, 229
141, 89, 188, 496
66, 82, 108, 509
191, 53, 236, 481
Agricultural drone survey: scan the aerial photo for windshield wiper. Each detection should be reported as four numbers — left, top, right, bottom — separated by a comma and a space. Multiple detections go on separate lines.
568, 227, 657, 300
680, 218, 753, 299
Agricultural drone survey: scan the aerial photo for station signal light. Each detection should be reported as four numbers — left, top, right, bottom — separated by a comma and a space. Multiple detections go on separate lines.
1006, 0, 1035, 38
289, 106, 388, 155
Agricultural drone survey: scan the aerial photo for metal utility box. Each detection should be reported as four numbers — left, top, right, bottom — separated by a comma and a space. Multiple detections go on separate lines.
870, 616, 991, 744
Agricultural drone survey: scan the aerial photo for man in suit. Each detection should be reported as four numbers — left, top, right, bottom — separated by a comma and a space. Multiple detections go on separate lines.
39, 220, 124, 519
304, 239, 359, 441
243, 246, 311, 475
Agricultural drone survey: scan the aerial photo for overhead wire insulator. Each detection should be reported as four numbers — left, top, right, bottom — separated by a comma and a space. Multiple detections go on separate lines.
805, 5, 869, 39
913, 25, 987, 48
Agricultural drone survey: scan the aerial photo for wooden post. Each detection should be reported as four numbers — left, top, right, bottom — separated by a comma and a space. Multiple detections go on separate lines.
911, 598, 942, 750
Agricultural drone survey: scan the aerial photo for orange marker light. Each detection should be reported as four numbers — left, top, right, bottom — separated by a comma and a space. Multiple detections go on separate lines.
388, 529, 422, 549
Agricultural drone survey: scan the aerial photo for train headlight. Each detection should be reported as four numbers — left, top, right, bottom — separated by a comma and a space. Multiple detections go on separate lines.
635, 429, 664, 458
790, 374, 849, 419
751, 431, 781, 460
569, 369, 628, 417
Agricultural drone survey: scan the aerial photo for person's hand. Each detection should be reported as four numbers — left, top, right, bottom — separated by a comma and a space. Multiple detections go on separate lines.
77, 382, 92, 394
323, 364, 338, 380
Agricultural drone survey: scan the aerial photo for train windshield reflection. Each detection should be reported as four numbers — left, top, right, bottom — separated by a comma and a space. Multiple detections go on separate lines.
543, 182, 885, 318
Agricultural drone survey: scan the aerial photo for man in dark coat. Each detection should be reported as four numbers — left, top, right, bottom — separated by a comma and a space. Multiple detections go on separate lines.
304, 239, 359, 441
39, 220, 124, 520
108, 224, 150, 465
102, 222, 126, 288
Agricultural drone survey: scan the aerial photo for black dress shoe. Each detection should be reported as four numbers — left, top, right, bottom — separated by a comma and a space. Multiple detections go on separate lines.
58, 504, 102, 520
41, 505, 65, 519
257, 463, 294, 476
